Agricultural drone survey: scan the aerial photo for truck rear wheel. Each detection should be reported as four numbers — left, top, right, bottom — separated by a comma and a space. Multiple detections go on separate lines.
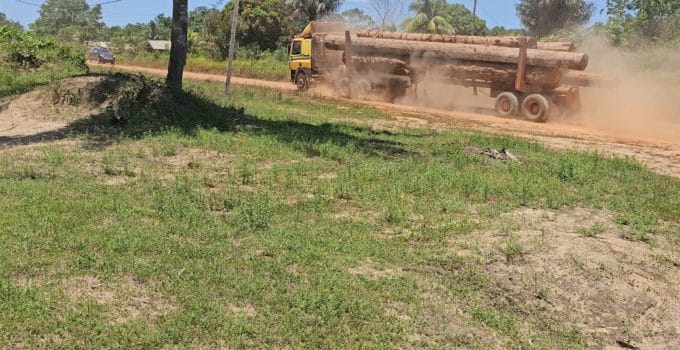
521, 94, 551, 122
494, 92, 519, 117
295, 72, 309, 91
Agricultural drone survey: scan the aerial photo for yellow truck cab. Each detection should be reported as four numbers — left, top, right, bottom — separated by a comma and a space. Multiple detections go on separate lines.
288, 22, 344, 91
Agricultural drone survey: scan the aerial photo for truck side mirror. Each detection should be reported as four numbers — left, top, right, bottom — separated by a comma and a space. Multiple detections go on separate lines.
287, 44, 291, 54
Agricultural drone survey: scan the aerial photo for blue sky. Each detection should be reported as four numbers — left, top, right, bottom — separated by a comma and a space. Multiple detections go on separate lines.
1, 0, 609, 29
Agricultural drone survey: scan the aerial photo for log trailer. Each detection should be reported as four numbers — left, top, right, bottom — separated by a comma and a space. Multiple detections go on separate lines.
288, 23, 613, 122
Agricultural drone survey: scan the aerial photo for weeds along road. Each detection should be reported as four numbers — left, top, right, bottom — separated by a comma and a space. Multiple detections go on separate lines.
88, 63, 680, 177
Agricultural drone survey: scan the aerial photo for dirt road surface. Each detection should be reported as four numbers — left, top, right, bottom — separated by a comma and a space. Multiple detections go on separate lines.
2, 63, 678, 177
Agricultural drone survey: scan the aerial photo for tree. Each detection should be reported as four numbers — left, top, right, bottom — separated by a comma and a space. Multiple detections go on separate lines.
605, 0, 680, 44
285, 0, 343, 22
368, 0, 404, 29
441, 3, 486, 35
0, 12, 22, 30
341, 8, 376, 30
516, 0, 595, 37
203, 0, 291, 58
148, 14, 172, 40
167, 0, 189, 90
30, 0, 104, 41
403, 0, 454, 34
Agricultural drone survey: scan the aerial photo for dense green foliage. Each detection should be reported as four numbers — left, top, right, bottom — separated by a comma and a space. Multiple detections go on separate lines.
403, 0, 455, 34
285, 0, 343, 22
403, 0, 487, 35
516, 0, 595, 37
604, 0, 680, 46
0, 26, 87, 96
30, 0, 105, 42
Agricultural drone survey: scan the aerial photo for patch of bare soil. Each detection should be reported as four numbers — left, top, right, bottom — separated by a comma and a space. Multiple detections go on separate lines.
459, 207, 680, 349
62, 275, 176, 325
0, 76, 116, 143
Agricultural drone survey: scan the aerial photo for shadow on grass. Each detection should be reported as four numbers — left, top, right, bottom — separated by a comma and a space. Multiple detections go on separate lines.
0, 73, 413, 158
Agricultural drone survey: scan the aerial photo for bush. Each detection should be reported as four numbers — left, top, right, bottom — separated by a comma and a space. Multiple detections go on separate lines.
0, 26, 85, 70
0, 26, 88, 96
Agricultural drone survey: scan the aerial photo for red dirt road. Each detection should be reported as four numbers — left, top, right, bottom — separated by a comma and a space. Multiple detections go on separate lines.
86, 63, 680, 177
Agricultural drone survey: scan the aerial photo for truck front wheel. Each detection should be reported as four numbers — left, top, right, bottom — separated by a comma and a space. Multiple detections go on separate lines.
295, 72, 309, 91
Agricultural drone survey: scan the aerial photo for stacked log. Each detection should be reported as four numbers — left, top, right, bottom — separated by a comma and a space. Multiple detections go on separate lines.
347, 56, 613, 90
322, 32, 612, 91
537, 42, 576, 52
356, 30, 538, 49
323, 35, 589, 71
350, 56, 412, 76
436, 63, 562, 89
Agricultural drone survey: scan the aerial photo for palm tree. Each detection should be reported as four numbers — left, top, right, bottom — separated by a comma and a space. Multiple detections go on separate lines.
403, 0, 454, 34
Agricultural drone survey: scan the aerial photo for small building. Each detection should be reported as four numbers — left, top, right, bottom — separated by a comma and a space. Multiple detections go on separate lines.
147, 40, 171, 52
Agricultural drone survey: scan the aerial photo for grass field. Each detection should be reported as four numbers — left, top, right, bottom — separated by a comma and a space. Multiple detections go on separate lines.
1, 70, 678, 348
116, 52, 289, 81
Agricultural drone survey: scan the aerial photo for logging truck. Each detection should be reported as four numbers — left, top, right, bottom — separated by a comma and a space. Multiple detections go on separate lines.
289, 22, 410, 102
289, 22, 612, 122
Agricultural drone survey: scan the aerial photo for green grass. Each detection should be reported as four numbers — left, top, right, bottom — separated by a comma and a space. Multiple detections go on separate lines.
116, 52, 289, 81
0, 71, 678, 348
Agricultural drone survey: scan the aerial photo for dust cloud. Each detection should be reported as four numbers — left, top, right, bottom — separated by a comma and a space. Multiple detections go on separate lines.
400, 37, 680, 144
570, 36, 680, 143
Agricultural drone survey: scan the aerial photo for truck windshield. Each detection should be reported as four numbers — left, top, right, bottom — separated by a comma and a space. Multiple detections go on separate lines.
291, 41, 302, 55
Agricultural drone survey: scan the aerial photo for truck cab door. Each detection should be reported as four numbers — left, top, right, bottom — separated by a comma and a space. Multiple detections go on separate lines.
289, 38, 312, 72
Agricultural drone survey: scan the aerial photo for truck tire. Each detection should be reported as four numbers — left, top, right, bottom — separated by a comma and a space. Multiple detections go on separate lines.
295, 72, 309, 91
494, 92, 519, 117
521, 94, 551, 122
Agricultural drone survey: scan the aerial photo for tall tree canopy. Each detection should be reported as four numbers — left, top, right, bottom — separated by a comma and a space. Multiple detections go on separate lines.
403, 0, 455, 34
203, 0, 291, 58
516, 0, 595, 37
441, 3, 486, 35
30, 0, 104, 41
285, 0, 344, 22
606, 0, 680, 44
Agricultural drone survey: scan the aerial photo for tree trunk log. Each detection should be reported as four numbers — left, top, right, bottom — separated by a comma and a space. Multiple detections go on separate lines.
356, 30, 538, 49
436, 63, 561, 89
166, 0, 188, 90
323, 35, 589, 71
537, 42, 576, 52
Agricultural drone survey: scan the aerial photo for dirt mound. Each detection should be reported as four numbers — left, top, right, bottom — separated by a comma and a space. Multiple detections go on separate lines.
470, 208, 679, 348
0, 74, 166, 145
0, 76, 118, 141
